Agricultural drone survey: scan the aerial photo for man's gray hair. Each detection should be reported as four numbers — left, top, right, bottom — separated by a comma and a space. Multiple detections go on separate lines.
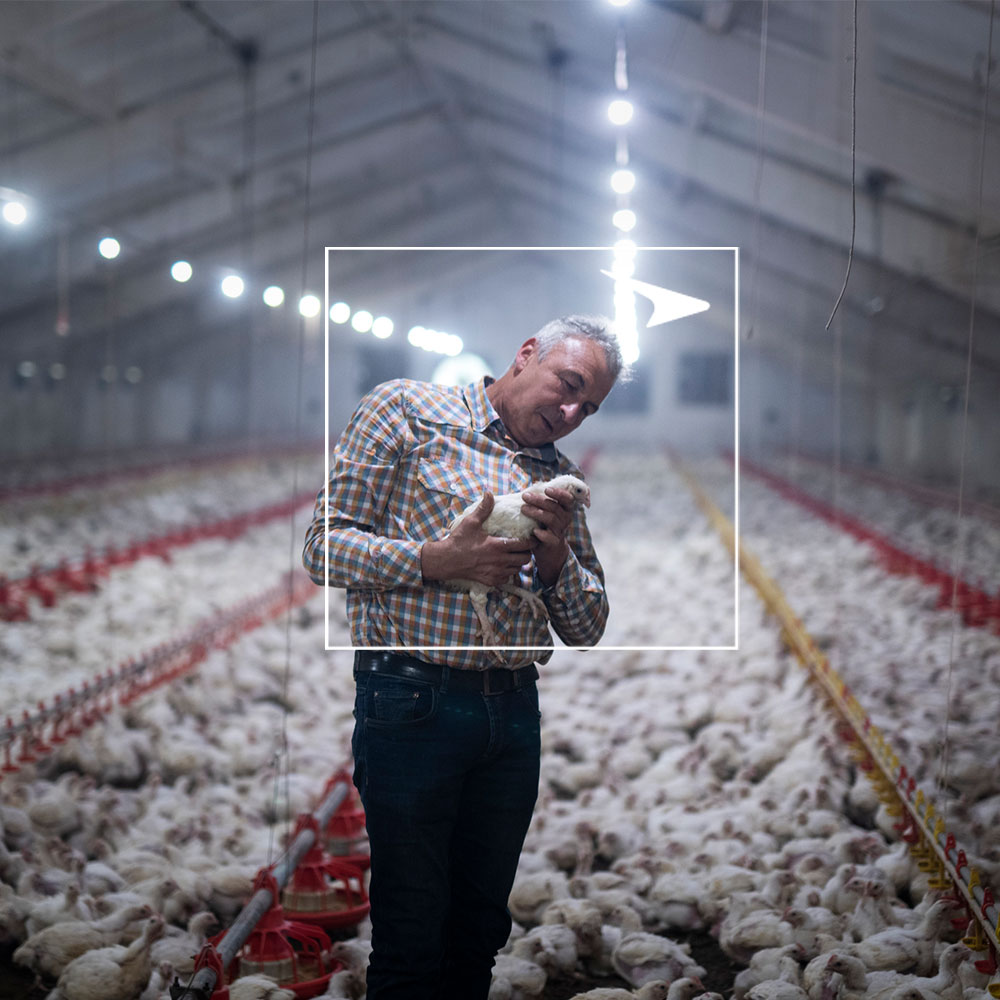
533, 315, 634, 385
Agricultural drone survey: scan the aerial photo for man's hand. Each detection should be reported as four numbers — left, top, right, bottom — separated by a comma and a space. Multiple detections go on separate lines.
520, 485, 575, 587
421, 492, 535, 586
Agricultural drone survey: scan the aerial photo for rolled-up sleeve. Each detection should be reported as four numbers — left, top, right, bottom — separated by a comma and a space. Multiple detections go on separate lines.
302, 384, 423, 590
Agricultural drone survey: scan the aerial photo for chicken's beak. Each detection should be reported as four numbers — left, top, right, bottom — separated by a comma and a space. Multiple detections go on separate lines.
583, 492, 591, 507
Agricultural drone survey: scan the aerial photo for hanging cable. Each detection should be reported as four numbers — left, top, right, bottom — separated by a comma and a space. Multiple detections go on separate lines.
274, 0, 321, 868
829, 0, 860, 711
825, 0, 859, 331
99, 6, 122, 680
746, 0, 768, 344
939, 0, 995, 822
239, 37, 259, 439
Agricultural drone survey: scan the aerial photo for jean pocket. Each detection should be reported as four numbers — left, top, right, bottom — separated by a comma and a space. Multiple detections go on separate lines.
367, 675, 438, 726
514, 683, 541, 720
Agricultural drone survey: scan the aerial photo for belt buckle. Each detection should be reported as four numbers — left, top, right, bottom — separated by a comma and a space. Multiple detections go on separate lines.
482, 669, 502, 696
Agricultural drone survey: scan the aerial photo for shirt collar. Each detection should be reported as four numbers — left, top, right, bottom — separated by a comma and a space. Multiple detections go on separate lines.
464, 377, 559, 466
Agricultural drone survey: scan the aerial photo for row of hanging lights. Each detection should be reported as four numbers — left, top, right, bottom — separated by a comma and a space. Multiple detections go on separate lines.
2, 204, 462, 358
606, 0, 640, 365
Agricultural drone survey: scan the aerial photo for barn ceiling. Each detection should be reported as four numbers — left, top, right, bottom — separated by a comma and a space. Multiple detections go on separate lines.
1, 0, 998, 392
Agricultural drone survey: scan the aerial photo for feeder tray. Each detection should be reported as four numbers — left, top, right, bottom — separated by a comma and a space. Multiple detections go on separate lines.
206, 869, 341, 1000
283, 815, 370, 930
322, 772, 371, 871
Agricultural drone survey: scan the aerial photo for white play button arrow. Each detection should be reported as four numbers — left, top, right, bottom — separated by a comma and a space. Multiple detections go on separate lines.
601, 270, 710, 327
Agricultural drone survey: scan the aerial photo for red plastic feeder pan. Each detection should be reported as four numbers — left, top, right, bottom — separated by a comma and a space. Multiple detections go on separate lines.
283, 815, 370, 931
206, 870, 343, 999
322, 772, 370, 872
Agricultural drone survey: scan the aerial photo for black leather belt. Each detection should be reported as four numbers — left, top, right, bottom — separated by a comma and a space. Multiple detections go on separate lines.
353, 650, 538, 696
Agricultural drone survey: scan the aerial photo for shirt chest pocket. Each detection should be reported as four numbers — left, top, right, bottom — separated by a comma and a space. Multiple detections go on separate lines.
413, 460, 487, 537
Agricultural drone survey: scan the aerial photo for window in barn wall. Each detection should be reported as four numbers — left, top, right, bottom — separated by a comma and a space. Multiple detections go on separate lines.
601, 362, 649, 413
677, 351, 731, 406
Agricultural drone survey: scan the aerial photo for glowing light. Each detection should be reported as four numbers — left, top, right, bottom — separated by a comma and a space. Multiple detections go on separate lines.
98, 237, 121, 259
371, 316, 394, 339
614, 239, 637, 260
351, 310, 373, 333
612, 208, 636, 232
431, 352, 491, 386
48, 363, 67, 381
610, 169, 635, 194
408, 325, 464, 356
16, 361, 36, 379
221, 274, 245, 298
610, 257, 635, 279
608, 0, 633, 6
607, 99, 634, 125
124, 366, 143, 384
263, 285, 285, 307
330, 301, 351, 323
100, 364, 118, 383
171, 260, 193, 283
3, 201, 27, 225
299, 294, 321, 317
613, 279, 639, 365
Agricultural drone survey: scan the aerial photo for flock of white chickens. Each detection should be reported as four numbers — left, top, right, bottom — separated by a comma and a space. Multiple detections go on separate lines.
1, 449, 998, 1000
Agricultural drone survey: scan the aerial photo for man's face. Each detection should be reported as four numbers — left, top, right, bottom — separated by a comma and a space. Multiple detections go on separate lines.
503, 336, 616, 447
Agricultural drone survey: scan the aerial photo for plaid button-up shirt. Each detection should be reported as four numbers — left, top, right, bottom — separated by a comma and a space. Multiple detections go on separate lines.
302, 377, 608, 669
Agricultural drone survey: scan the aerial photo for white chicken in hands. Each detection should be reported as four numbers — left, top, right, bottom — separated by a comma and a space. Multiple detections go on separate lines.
443, 474, 591, 653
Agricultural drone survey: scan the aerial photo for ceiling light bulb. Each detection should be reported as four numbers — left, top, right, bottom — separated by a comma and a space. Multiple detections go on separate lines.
611, 257, 635, 279
351, 310, 374, 333
330, 301, 350, 323
371, 316, 394, 339
299, 294, 320, 317
171, 260, 193, 282
608, 0, 633, 6
263, 285, 285, 307
3, 200, 27, 225
613, 239, 638, 263
98, 237, 121, 259
610, 169, 635, 194
221, 274, 244, 298
612, 208, 637, 232
607, 99, 634, 125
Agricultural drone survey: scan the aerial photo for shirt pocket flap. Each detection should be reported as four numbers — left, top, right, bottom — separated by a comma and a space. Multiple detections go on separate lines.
414, 460, 486, 532
417, 460, 483, 501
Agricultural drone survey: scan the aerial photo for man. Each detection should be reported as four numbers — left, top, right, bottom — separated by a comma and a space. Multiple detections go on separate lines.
303, 315, 626, 999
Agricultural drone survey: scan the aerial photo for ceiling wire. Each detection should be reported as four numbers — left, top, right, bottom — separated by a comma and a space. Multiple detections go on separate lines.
239, 38, 259, 438
829, 0, 859, 756
824, 0, 858, 331
746, 0, 768, 345
273, 0, 321, 869
99, 4, 121, 681
938, 0, 995, 822
745, 0, 768, 464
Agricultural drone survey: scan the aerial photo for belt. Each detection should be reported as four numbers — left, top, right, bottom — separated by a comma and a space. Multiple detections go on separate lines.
353, 650, 538, 696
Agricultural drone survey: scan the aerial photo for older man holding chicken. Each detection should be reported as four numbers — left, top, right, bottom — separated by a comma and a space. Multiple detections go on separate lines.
303, 315, 628, 1000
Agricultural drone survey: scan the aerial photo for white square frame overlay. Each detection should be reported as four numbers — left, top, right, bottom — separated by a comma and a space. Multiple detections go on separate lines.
323, 246, 739, 653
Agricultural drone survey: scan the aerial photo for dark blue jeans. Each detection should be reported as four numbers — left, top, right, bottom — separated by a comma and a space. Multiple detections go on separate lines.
351, 665, 541, 1000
